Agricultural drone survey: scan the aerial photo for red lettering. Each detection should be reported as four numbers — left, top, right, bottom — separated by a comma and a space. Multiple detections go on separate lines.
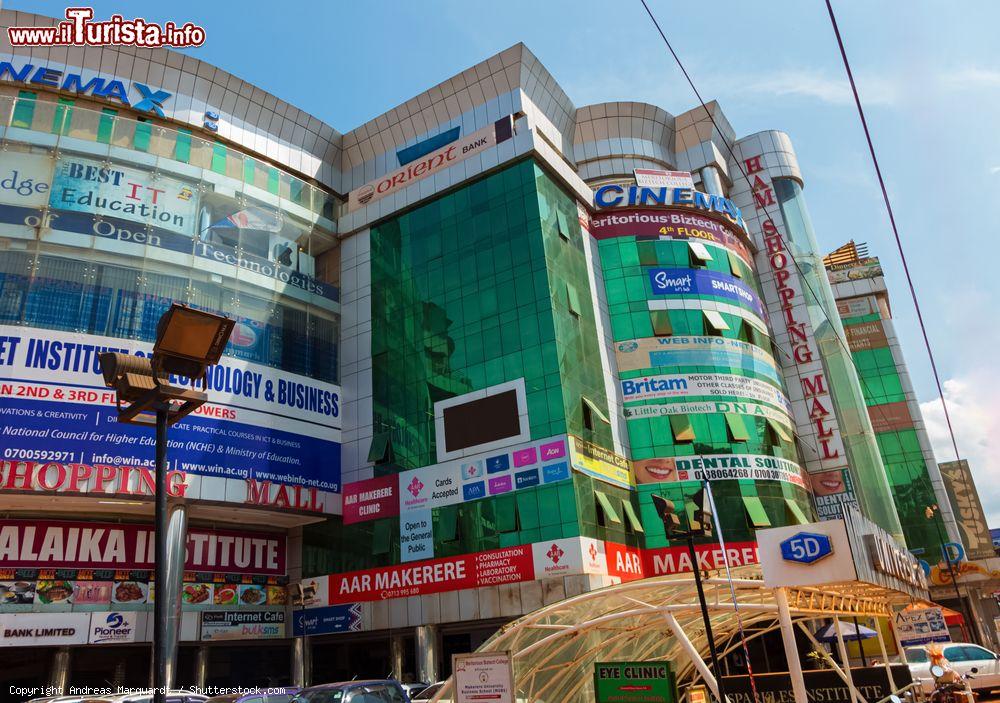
166, 471, 187, 497
754, 189, 776, 209
801, 374, 828, 398
37, 462, 66, 491
774, 268, 792, 287
752, 174, 769, 191
273, 484, 290, 508
770, 252, 787, 270
94, 464, 117, 493
787, 322, 807, 344
793, 342, 814, 364
820, 438, 842, 460
146, 187, 165, 204
245, 479, 271, 505
809, 396, 832, 421
744, 155, 763, 174
762, 219, 779, 236
2, 460, 35, 490
777, 287, 795, 305
68, 463, 92, 492
126, 182, 141, 200
137, 467, 155, 495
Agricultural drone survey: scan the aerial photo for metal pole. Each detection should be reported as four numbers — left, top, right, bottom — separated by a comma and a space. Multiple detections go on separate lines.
833, 615, 863, 703
852, 617, 868, 667
775, 588, 808, 703
688, 533, 728, 703
154, 406, 168, 703
872, 617, 896, 691
933, 511, 978, 644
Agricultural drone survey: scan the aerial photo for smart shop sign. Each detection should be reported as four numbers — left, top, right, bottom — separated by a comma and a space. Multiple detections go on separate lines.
0, 61, 171, 116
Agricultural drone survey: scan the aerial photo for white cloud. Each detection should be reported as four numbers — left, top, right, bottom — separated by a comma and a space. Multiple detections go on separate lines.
990, 166, 1000, 175
920, 372, 1000, 525
940, 66, 1000, 90
730, 69, 897, 107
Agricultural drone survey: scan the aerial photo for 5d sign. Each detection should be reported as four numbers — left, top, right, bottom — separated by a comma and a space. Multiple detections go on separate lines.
780, 532, 833, 564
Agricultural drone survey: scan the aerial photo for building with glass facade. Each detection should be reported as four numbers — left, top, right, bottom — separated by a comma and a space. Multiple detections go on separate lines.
0, 9, 925, 691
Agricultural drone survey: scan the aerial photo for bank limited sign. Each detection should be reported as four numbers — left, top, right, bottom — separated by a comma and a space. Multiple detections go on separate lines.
0, 61, 171, 116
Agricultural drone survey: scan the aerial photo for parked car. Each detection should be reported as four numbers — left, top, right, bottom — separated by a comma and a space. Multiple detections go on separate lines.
396, 684, 428, 699
81, 692, 207, 703
291, 680, 409, 703
410, 683, 444, 701
206, 689, 299, 703
906, 643, 1000, 694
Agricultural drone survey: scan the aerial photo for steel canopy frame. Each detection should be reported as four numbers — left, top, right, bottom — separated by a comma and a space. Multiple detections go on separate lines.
429, 565, 912, 703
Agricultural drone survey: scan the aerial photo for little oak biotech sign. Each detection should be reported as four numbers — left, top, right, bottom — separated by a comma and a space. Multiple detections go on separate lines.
594, 662, 676, 703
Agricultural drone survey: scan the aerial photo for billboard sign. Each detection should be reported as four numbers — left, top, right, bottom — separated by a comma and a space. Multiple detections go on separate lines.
587, 208, 753, 264
633, 169, 694, 189
348, 117, 513, 212
568, 435, 632, 490
397, 436, 570, 514
631, 454, 806, 488
342, 474, 399, 525
647, 268, 767, 319
0, 325, 341, 495
0, 519, 286, 575
88, 611, 138, 644
454, 652, 516, 703
292, 603, 361, 636
200, 610, 285, 641
595, 661, 676, 703
939, 460, 995, 560
615, 336, 781, 384
0, 612, 91, 647
400, 509, 434, 563
620, 372, 791, 413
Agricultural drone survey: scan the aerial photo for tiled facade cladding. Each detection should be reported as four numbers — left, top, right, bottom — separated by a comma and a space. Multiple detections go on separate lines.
0, 9, 918, 633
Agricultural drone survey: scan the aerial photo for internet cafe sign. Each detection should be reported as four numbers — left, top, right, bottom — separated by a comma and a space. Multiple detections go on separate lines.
347, 116, 514, 213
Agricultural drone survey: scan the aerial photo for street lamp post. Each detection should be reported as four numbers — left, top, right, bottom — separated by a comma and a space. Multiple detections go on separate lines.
653, 486, 728, 703
925, 504, 979, 645
100, 304, 234, 703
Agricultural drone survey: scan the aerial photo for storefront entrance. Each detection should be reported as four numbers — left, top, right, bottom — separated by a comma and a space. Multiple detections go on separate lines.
205, 642, 292, 688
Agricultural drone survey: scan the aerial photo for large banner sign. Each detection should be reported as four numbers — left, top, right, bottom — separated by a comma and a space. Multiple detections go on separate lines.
620, 372, 791, 413
397, 435, 570, 514
615, 336, 781, 384
51, 155, 199, 236
0, 325, 341, 499
348, 117, 513, 213
632, 454, 806, 488
623, 399, 792, 430
0, 519, 286, 575
341, 474, 399, 525
587, 208, 753, 264
648, 268, 766, 319
568, 436, 633, 490
0, 153, 339, 302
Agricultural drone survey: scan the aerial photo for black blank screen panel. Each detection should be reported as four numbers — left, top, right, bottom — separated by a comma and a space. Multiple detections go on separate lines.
442, 390, 521, 453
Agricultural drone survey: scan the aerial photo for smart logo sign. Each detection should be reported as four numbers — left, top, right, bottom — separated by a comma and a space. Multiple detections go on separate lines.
0, 61, 171, 116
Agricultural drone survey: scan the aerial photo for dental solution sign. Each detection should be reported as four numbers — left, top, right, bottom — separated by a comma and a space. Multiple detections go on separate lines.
0, 325, 342, 501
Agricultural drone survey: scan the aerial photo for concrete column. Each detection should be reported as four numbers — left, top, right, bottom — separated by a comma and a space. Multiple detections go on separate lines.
390, 633, 406, 681
415, 624, 439, 684
775, 588, 808, 703
700, 166, 725, 196
292, 637, 311, 688
163, 503, 188, 690
194, 645, 209, 690
49, 647, 71, 692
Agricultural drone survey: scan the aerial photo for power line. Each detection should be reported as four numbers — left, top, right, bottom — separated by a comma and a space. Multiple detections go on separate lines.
824, 0, 962, 464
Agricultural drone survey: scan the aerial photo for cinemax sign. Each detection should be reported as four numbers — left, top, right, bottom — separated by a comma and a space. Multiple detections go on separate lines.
0, 61, 171, 116
593, 184, 747, 232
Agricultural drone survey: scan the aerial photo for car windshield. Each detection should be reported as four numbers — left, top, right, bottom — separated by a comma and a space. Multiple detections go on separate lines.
292, 692, 343, 703
907, 648, 929, 663
414, 684, 443, 700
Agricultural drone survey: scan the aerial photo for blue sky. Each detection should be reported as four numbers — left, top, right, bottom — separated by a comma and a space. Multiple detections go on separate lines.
14, 1, 1000, 520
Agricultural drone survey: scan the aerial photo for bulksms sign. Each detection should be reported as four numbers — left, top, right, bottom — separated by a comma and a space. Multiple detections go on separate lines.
0, 326, 341, 493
